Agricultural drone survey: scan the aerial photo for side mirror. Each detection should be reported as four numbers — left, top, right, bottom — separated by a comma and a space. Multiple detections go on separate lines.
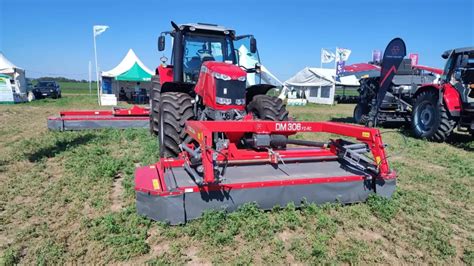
158, 35, 165, 51
250, 37, 257, 54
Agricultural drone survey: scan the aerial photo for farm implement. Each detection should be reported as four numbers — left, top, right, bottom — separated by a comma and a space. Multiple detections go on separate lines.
135, 119, 396, 224
47, 105, 149, 131
134, 22, 397, 224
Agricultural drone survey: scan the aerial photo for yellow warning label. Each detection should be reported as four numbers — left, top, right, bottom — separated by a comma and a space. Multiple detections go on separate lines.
198, 132, 203, 141
362, 132, 371, 138
375, 156, 381, 165
152, 179, 160, 190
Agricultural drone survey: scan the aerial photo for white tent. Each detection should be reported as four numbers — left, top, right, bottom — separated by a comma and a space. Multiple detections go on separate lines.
284, 67, 359, 105
101, 49, 154, 105
0, 52, 27, 101
102, 49, 154, 78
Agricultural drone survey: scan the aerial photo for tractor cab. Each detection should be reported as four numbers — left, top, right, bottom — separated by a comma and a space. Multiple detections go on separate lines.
157, 22, 260, 85
441, 47, 474, 107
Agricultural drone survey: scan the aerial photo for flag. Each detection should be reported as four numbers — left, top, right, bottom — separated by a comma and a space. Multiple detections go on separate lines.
336, 48, 351, 62
409, 53, 419, 66
372, 50, 382, 63
321, 49, 335, 63
93, 25, 109, 37
336, 61, 345, 77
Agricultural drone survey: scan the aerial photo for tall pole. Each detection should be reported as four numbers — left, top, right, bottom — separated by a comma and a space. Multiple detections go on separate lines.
88, 61, 92, 96
333, 47, 338, 105
93, 32, 100, 105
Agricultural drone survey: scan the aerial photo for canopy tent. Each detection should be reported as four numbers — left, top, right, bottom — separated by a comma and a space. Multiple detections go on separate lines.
102, 49, 154, 81
0, 52, 28, 103
101, 49, 154, 104
284, 67, 359, 104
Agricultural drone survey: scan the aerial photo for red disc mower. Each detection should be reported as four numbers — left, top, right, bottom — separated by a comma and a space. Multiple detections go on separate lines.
135, 22, 397, 224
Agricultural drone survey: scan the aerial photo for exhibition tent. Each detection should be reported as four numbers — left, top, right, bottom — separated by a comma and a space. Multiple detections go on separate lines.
0, 52, 28, 103
284, 67, 359, 104
101, 49, 154, 104
102, 49, 154, 82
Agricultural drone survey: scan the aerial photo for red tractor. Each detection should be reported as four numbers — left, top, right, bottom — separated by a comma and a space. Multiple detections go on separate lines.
150, 22, 288, 157
411, 47, 474, 140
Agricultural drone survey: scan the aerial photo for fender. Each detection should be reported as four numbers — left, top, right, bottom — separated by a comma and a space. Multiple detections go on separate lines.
157, 65, 174, 85
246, 84, 275, 104
442, 83, 462, 117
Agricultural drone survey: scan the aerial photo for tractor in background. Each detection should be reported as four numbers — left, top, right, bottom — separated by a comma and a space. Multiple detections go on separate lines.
355, 47, 474, 141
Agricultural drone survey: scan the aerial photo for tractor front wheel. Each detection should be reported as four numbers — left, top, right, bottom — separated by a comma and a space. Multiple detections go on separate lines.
158, 92, 194, 158
411, 90, 456, 141
247, 95, 289, 121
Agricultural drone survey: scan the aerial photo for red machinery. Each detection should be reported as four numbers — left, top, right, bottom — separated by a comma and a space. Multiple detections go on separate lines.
135, 22, 397, 224
135, 119, 396, 224
47, 105, 150, 131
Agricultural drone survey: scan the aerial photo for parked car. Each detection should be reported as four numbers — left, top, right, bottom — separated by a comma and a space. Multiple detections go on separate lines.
33, 80, 61, 99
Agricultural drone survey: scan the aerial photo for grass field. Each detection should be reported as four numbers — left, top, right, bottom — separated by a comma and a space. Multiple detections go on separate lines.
1, 94, 473, 264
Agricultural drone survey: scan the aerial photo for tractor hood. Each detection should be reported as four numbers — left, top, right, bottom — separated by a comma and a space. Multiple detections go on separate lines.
201, 61, 246, 80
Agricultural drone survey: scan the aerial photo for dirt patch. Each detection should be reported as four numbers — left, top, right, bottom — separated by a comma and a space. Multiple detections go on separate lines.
110, 173, 124, 212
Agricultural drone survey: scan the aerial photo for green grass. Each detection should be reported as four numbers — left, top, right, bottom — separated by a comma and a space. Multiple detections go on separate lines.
58, 81, 92, 94
0, 98, 473, 264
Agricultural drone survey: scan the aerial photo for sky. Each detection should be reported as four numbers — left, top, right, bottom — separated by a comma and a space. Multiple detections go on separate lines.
0, 0, 473, 81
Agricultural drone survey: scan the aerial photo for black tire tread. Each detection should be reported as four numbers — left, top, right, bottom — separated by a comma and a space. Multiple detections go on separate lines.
159, 92, 194, 158
247, 95, 289, 121
411, 90, 456, 142
150, 75, 161, 135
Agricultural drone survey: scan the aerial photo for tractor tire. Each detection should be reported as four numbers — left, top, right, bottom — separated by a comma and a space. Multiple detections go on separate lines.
411, 90, 456, 141
150, 75, 161, 135
353, 103, 369, 124
247, 94, 289, 121
158, 92, 194, 158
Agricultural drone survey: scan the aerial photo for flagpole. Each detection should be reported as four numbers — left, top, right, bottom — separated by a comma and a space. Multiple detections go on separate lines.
93, 30, 100, 105
333, 47, 338, 105
88, 61, 92, 96
320, 48, 322, 96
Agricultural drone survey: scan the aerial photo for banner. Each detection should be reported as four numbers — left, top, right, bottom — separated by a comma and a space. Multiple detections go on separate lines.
409, 53, 419, 66
321, 49, 335, 63
376, 38, 406, 110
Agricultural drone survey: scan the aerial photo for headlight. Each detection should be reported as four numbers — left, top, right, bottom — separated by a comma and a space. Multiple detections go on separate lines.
216, 97, 232, 105
214, 72, 231, 81
235, 98, 245, 105
237, 76, 246, 82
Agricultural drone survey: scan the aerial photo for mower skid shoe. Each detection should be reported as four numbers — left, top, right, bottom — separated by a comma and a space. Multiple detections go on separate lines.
375, 177, 397, 198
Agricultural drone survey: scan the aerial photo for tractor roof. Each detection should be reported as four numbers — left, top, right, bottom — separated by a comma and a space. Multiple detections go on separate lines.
178, 23, 235, 34
442, 47, 474, 58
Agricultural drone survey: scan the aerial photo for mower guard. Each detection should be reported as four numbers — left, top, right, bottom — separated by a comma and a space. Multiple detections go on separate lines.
135, 120, 396, 224
47, 105, 149, 131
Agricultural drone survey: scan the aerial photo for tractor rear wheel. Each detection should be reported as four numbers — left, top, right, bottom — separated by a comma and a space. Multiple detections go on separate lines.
247, 95, 289, 121
150, 75, 160, 135
158, 92, 194, 158
411, 90, 456, 141
353, 103, 369, 124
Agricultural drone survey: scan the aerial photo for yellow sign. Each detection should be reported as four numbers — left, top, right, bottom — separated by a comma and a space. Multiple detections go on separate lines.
152, 179, 160, 190
362, 132, 371, 138
375, 156, 381, 165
